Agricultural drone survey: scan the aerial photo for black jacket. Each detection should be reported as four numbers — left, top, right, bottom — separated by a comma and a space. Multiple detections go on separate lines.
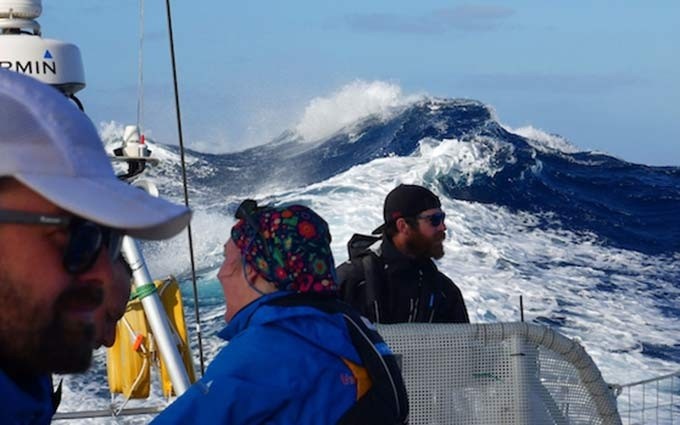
337, 235, 469, 324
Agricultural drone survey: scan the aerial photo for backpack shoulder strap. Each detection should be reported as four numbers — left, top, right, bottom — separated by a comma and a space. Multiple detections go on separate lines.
51, 377, 63, 414
339, 235, 387, 323
360, 250, 385, 323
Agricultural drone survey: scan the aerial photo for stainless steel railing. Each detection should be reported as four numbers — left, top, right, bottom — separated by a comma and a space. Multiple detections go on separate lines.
614, 371, 680, 425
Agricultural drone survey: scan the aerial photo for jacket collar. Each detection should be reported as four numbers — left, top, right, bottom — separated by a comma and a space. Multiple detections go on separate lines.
0, 369, 54, 423
218, 291, 292, 340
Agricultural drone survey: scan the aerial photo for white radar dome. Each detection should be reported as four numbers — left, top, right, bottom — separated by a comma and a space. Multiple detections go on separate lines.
0, 0, 41, 19
0, 35, 85, 94
0, 0, 85, 95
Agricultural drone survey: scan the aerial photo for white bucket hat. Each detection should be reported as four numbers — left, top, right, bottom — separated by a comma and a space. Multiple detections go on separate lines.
0, 69, 191, 240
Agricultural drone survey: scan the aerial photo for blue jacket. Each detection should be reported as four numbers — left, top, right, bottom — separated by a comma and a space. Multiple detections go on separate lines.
152, 291, 364, 424
0, 370, 54, 424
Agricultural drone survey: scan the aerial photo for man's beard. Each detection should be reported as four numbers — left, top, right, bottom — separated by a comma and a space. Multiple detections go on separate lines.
43, 303, 96, 374
0, 275, 97, 377
406, 229, 446, 260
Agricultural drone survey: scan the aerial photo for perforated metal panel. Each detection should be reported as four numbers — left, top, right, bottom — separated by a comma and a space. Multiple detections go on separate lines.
379, 322, 621, 425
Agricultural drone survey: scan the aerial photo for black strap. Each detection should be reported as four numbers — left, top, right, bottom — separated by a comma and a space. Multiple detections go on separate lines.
360, 253, 384, 323
266, 294, 409, 425
51, 378, 63, 414
340, 234, 387, 323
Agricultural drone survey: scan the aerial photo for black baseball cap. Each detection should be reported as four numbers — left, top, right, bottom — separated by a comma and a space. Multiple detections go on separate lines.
372, 184, 441, 234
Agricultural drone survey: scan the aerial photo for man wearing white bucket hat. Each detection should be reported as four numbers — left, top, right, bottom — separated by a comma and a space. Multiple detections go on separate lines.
0, 69, 191, 423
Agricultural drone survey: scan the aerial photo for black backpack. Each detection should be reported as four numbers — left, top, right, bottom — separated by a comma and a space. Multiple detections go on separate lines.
339, 234, 387, 323
266, 293, 409, 425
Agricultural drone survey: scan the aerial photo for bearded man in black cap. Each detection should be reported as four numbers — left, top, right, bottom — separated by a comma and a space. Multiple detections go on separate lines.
337, 184, 469, 324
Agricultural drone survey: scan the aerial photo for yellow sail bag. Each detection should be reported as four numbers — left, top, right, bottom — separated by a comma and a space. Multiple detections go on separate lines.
106, 276, 196, 400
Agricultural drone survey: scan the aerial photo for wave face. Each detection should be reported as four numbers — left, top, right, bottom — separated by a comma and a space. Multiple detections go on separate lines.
140, 94, 680, 374
151, 97, 680, 256
60, 95, 680, 421
151, 99, 502, 194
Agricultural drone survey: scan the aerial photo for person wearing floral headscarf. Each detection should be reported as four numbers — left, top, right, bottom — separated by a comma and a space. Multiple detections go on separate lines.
152, 201, 407, 425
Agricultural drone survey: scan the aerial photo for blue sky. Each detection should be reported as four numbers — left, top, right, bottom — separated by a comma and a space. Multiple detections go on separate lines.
41, 1, 679, 165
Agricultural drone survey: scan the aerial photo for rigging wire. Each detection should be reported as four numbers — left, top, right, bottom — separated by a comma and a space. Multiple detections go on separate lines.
164, 0, 205, 376
136, 0, 144, 131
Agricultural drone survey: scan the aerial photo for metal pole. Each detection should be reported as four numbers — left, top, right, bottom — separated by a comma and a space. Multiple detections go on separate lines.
122, 236, 191, 395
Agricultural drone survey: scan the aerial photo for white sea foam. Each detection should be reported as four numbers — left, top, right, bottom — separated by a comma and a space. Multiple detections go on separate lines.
98, 121, 126, 145
141, 209, 234, 278
294, 80, 422, 143
505, 124, 581, 154
419, 136, 515, 186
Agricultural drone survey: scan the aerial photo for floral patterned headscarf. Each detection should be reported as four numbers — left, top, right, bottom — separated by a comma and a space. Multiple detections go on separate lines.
230, 202, 338, 293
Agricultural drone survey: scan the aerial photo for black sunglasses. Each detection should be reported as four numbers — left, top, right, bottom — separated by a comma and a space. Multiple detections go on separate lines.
0, 210, 123, 274
235, 199, 272, 260
416, 211, 446, 227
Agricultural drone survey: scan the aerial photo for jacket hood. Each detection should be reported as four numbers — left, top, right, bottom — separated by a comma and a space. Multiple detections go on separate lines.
219, 291, 362, 364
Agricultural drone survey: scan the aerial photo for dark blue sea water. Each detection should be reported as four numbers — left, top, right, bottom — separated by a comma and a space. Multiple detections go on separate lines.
160, 97, 680, 256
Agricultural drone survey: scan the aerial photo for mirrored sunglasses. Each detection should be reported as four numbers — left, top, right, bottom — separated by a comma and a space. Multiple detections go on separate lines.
416, 211, 446, 227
